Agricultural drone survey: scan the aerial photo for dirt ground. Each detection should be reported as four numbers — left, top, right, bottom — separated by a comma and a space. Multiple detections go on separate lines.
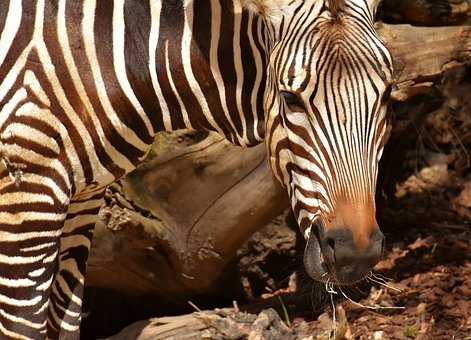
234, 208, 470, 340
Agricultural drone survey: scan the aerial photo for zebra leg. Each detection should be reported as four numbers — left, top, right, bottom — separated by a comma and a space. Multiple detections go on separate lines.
47, 190, 105, 339
0, 173, 69, 339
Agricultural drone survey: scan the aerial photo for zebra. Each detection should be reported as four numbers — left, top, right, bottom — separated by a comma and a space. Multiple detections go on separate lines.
0, 0, 394, 338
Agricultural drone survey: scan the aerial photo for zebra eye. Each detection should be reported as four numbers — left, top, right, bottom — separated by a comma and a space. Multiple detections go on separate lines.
280, 91, 305, 111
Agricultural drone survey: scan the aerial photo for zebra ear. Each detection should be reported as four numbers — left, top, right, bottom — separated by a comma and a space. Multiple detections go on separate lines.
240, 0, 293, 22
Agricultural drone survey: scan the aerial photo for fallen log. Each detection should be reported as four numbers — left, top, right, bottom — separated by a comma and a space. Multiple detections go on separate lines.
105, 308, 297, 340
86, 23, 471, 299
88, 131, 288, 296
105, 304, 352, 340
381, 24, 471, 101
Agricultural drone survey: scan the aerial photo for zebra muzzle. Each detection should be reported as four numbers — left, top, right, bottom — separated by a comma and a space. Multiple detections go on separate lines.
303, 218, 384, 285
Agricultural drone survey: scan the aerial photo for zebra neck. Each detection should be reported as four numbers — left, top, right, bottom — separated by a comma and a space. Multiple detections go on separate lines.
144, 0, 274, 146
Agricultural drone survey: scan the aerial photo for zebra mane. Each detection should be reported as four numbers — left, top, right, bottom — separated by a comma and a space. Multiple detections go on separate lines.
240, 0, 293, 20
328, 0, 345, 17
241, 0, 348, 20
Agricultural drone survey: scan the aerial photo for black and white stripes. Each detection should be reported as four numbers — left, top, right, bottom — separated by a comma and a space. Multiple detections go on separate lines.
264, 0, 393, 235
0, 1, 393, 338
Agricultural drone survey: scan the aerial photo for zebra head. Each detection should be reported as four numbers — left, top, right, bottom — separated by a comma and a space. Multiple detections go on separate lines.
252, 0, 394, 285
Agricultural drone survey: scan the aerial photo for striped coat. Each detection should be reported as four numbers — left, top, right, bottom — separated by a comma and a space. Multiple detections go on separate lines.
0, 0, 393, 338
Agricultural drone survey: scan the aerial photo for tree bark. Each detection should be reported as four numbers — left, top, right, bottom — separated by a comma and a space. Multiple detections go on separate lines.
86, 23, 471, 298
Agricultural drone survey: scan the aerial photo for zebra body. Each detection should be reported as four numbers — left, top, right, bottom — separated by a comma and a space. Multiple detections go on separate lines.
0, 0, 393, 338
1, 1, 268, 338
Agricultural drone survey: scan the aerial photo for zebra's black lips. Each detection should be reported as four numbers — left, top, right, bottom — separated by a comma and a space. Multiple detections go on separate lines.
303, 220, 330, 282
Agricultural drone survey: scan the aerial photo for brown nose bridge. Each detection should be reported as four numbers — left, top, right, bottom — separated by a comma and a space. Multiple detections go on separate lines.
328, 200, 378, 251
